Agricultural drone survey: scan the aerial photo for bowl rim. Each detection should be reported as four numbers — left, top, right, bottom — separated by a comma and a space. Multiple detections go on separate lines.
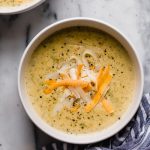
18, 17, 144, 144
0, 0, 45, 15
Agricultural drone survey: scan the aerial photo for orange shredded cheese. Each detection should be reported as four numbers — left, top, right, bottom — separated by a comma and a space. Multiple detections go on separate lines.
44, 79, 91, 94
85, 72, 112, 112
76, 64, 83, 79
70, 104, 80, 112
97, 65, 110, 90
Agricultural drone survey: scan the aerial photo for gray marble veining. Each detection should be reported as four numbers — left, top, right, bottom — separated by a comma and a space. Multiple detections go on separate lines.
0, 0, 150, 149
138, 0, 150, 93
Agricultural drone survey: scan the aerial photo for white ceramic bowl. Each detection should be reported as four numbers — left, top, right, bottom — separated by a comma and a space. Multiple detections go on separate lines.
0, 0, 45, 15
18, 17, 144, 144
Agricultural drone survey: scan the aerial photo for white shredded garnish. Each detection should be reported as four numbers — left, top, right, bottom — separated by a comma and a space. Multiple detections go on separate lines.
81, 67, 96, 85
46, 72, 59, 80
70, 56, 82, 64
59, 89, 71, 102
85, 69, 97, 83
59, 64, 68, 73
76, 87, 91, 103
68, 67, 81, 98
46, 64, 68, 80
68, 87, 80, 98
51, 89, 71, 116
69, 68, 77, 80
82, 49, 97, 68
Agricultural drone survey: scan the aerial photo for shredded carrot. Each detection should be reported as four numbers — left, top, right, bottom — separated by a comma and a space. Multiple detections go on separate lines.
44, 79, 91, 94
43, 88, 52, 94
70, 104, 80, 112
85, 73, 112, 112
45, 79, 56, 84
76, 64, 83, 79
43, 81, 59, 94
96, 68, 104, 90
83, 85, 92, 92
47, 80, 89, 87
97, 65, 110, 90
101, 98, 114, 114
61, 73, 92, 92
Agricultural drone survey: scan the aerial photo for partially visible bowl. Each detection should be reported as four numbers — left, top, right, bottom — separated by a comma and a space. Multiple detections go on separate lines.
0, 0, 45, 15
18, 17, 144, 144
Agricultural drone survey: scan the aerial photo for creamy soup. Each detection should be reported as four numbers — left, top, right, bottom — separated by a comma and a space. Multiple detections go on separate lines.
25, 27, 135, 134
0, 0, 32, 7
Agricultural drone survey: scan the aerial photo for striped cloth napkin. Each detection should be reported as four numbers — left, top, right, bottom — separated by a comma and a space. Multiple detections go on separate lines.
42, 94, 150, 150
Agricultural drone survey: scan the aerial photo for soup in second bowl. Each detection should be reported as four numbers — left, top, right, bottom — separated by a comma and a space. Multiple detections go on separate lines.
0, 0, 33, 8
25, 27, 135, 134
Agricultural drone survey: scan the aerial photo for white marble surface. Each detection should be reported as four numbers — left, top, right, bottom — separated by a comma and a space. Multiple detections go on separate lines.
0, 0, 150, 149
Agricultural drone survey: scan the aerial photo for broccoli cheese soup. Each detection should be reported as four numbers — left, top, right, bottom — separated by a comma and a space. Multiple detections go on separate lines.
0, 0, 32, 8
25, 27, 135, 134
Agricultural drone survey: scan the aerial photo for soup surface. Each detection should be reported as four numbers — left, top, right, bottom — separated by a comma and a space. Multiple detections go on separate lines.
25, 27, 135, 134
0, 0, 33, 8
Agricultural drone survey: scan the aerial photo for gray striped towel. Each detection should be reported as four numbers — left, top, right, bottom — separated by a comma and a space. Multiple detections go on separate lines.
42, 93, 150, 150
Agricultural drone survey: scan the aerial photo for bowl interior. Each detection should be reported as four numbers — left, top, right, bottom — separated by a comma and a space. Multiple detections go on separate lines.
0, 0, 45, 14
18, 18, 143, 144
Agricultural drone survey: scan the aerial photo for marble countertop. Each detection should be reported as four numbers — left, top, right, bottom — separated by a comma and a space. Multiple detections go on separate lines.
0, 0, 150, 149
